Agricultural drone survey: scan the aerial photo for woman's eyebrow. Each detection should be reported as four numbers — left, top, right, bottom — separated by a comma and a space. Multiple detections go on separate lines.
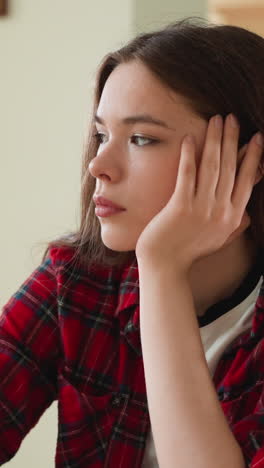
94, 113, 176, 130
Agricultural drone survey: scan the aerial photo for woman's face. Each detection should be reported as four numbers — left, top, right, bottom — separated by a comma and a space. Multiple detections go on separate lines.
89, 59, 208, 252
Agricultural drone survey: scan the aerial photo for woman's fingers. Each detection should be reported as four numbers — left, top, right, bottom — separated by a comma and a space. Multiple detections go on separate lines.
175, 113, 264, 231
232, 132, 264, 214
215, 114, 240, 202
174, 134, 196, 206
195, 115, 222, 207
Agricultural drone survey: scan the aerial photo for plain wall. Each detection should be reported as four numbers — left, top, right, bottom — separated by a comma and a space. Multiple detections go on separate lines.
0, 0, 206, 466
134, 0, 206, 32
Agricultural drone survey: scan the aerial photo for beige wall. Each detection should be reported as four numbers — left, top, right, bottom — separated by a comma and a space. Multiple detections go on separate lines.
134, 0, 206, 32
1, 0, 206, 466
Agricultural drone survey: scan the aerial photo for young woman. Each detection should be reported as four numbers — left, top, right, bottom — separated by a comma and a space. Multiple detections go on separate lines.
1, 17, 264, 468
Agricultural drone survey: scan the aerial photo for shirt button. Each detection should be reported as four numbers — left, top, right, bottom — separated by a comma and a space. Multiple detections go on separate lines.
111, 394, 122, 407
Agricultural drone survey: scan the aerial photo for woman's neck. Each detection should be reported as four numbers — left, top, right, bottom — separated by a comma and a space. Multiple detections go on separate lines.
188, 230, 258, 318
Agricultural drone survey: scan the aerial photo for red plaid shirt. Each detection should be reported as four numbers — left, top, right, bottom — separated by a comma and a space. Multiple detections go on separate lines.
1, 245, 264, 467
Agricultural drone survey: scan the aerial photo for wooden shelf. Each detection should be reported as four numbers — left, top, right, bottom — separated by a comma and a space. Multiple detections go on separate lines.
209, 0, 264, 7
0, 0, 7, 16
208, 0, 264, 37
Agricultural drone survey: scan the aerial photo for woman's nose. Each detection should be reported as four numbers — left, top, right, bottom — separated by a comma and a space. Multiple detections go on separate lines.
88, 149, 122, 182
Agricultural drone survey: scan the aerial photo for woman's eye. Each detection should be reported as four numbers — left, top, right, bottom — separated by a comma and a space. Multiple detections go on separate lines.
92, 132, 158, 147
131, 135, 158, 146
93, 132, 107, 144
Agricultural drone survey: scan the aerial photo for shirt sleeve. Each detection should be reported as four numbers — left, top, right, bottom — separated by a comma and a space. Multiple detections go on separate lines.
0, 247, 60, 464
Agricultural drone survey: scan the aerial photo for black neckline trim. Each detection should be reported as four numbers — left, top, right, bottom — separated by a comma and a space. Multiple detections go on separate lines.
198, 255, 263, 328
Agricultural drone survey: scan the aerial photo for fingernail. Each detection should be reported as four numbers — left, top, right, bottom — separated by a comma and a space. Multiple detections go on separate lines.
255, 132, 264, 147
214, 115, 222, 129
229, 113, 238, 128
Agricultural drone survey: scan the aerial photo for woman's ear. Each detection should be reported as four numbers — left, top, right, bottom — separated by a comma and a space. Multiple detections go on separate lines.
237, 143, 264, 186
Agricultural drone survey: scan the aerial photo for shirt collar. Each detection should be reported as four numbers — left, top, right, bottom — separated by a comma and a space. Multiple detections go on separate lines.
114, 257, 142, 356
113, 253, 264, 357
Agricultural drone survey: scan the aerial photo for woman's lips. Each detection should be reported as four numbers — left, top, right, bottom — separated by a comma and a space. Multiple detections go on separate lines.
93, 195, 126, 217
93, 195, 125, 210
95, 206, 126, 217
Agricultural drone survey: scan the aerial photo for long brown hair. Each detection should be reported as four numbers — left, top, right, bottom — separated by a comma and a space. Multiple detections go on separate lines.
41, 16, 264, 271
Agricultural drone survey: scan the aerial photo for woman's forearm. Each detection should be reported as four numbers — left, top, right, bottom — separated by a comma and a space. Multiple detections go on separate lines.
138, 262, 245, 468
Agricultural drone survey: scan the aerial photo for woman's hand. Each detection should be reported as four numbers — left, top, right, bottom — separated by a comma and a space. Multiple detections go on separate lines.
135, 114, 264, 274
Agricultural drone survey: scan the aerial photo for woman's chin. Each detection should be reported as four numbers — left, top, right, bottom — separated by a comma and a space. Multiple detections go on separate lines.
101, 236, 136, 252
